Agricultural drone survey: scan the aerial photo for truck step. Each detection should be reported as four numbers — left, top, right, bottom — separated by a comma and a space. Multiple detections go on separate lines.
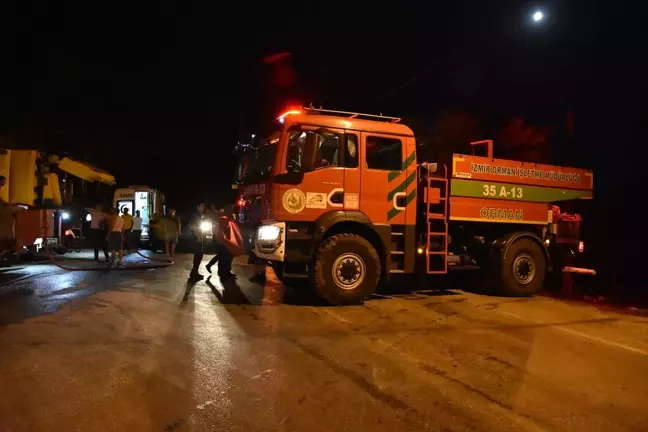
428, 232, 447, 236
448, 265, 481, 271
428, 213, 446, 219
391, 251, 404, 255
427, 251, 447, 255
282, 272, 308, 279
391, 232, 404, 236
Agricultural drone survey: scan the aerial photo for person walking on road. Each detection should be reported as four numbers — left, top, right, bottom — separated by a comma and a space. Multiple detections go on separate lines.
164, 208, 181, 257
188, 203, 205, 281
206, 205, 237, 280
107, 207, 124, 267
88, 204, 109, 262
130, 210, 142, 250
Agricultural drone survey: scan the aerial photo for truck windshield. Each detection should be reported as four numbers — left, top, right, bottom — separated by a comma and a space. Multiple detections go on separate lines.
236, 144, 276, 184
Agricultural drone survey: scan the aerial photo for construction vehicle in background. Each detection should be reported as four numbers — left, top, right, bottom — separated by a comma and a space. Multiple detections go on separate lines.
0, 149, 115, 257
234, 107, 594, 305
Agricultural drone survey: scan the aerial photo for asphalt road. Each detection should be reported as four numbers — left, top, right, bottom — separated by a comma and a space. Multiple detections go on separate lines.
0, 254, 647, 431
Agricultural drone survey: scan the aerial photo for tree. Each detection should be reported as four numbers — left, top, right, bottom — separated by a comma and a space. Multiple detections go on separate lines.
495, 118, 549, 162
415, 109, 478, 165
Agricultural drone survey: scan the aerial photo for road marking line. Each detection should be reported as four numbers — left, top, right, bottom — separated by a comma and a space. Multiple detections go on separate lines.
501, 311, 648, 356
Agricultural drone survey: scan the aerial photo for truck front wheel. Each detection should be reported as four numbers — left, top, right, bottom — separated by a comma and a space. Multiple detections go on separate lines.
313, 234, 381, 305
498, 238, 546, 296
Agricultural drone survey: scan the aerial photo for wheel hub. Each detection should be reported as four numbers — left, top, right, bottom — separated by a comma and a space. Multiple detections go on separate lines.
332, 253, 366, 290
513, 253, 535, 285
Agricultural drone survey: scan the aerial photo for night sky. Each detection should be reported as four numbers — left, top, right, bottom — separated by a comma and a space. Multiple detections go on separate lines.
1, 1, 646, 289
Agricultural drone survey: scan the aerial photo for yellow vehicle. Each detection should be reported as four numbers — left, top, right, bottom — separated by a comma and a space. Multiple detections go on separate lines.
0, 149, 115, 255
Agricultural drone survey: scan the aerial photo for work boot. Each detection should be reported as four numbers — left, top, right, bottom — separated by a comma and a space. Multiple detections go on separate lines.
219, 272, 236, 281
189, 272, 204, 281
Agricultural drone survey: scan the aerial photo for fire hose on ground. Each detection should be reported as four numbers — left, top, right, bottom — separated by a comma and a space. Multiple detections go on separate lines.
42, 212, 173, 271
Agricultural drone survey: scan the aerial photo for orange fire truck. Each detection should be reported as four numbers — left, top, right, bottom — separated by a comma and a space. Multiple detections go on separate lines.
235, 107, 593, 305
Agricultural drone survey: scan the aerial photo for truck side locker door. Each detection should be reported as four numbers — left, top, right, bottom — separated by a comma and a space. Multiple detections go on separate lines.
403, 136, 418, 273
359, 132, 407, 273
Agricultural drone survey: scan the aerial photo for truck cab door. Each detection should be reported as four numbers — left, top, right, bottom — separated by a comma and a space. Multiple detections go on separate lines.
275, 126, 346, 221
360, 133, 411, 272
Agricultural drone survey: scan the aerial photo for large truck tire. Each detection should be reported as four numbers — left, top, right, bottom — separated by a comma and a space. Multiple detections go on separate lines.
497, 238, 546, 296
312, 234, 381, 305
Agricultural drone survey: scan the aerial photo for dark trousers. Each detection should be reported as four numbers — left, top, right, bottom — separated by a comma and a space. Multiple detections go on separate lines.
206, 251, 219, 268
150, 230, 162, 252
90, 228, 108, 261
219, 253, 233, 277
207, 243, 233, 277
122, 229, 132, 250
131, 230, 142, 249
191, 240, 204, 275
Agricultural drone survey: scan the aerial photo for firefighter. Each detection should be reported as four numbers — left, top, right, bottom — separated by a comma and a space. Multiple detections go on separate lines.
205, 205, 237, 280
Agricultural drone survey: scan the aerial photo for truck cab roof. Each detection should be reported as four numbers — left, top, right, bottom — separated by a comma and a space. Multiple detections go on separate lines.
282, 109, 415, 137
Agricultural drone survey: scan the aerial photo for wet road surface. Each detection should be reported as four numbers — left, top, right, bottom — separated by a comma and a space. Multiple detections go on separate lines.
1, 254, 647, 431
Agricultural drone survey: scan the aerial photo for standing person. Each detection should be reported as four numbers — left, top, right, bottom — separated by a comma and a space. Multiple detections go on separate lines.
205, 205, 236, 280
107, 208, 124, 267
130, 210, 142, 250
204, 204, 217, 220
150, 212, 161, 252
87, 204, 109, 262
121, 207, 133, 250
188, 203, 205, 281
164, 208, 181, 257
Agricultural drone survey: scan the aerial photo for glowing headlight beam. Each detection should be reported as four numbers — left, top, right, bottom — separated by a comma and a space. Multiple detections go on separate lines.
257, 225, 281, 241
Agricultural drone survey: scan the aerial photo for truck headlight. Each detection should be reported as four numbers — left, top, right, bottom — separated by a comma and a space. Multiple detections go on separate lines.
200, 221, 212, 233
257, 225, 281, 241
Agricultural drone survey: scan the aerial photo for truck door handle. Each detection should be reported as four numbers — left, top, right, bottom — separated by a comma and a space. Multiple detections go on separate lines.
393, 192, 406, 210
330, 191, 343, 204
327, 188, 344, 208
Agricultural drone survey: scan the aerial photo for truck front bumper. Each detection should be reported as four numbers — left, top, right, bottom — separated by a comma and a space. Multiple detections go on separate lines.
562, 266, 596, 276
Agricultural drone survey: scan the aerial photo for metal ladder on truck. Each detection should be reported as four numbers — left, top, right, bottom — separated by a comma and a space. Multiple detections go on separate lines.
422, 163, 449, 274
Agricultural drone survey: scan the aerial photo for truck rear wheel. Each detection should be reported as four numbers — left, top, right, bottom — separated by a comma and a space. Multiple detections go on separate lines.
313, 234, 381, 305
498, 238, 546, 296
